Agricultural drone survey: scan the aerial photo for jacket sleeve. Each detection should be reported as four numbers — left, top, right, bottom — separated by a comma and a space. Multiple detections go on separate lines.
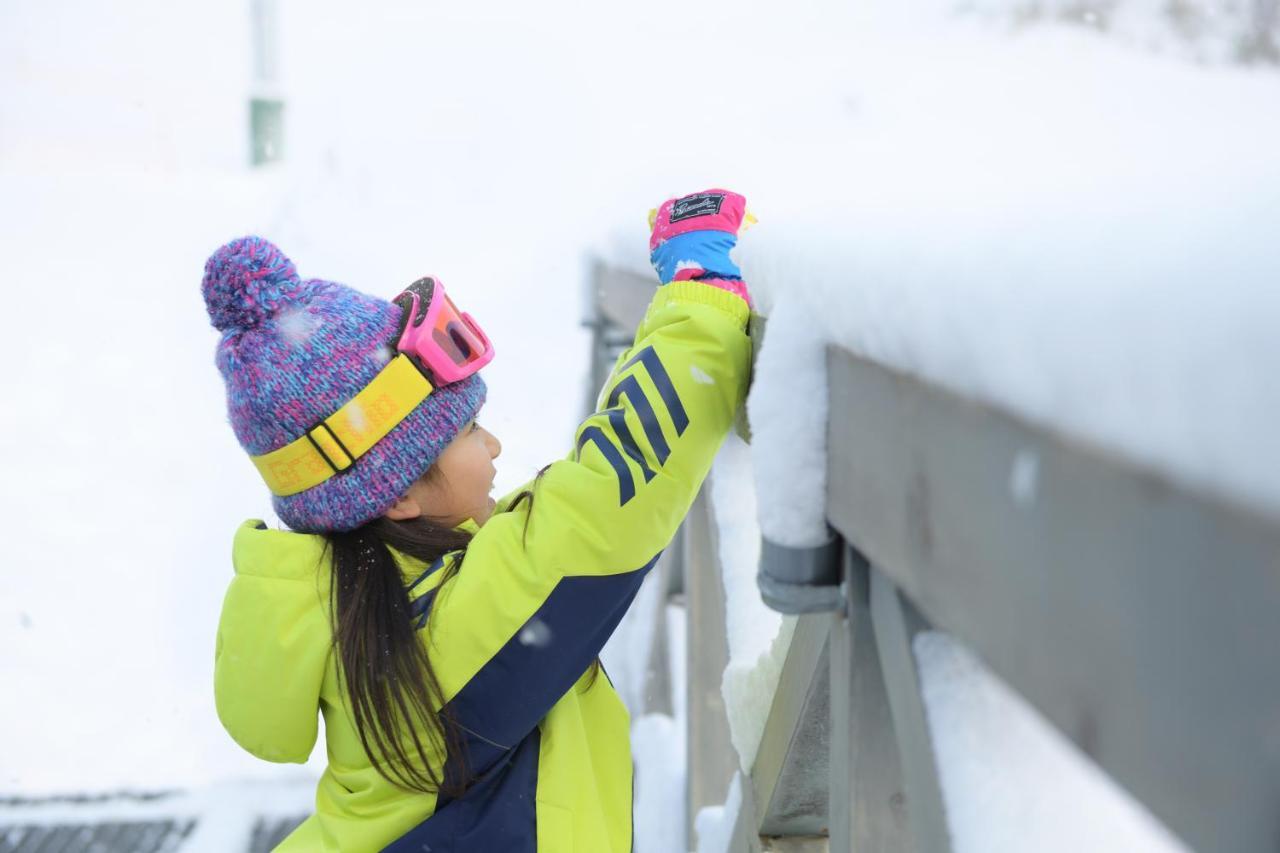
420, 279, 751, 752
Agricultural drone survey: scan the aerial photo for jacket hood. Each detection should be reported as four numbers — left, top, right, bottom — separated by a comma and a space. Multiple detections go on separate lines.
214, 520, 332, 763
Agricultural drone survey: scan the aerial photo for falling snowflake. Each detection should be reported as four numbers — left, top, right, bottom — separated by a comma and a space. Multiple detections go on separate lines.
1009, 449, 1040, 509
346, 401, 368, 433
277, 306, 322, 345
518, 618, 553, 648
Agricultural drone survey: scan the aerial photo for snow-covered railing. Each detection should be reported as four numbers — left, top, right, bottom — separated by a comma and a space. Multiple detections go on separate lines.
588, 259, 1280, 853
807, 346, 1280, 853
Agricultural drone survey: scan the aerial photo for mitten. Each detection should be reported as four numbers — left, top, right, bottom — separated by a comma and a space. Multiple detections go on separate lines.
648, 189, 755, 309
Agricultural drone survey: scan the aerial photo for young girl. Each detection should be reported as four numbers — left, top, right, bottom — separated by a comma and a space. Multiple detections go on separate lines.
207, 189, 753, 852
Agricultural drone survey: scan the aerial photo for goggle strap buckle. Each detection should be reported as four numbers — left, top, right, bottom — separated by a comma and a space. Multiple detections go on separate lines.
304, 421, 356, 475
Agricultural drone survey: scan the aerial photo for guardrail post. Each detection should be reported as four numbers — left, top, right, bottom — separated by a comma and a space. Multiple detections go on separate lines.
750, 614, 831, 839
830, 545, 912, 852
684, 488, 739, 848
869, 567, 951, 853
640, 550, 677, 718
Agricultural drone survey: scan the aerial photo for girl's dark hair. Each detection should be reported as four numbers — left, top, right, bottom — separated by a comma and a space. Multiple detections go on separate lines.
323, 463, 551, 796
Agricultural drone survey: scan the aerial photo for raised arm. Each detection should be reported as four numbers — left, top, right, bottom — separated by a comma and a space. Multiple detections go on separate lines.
421, 190, 754, 753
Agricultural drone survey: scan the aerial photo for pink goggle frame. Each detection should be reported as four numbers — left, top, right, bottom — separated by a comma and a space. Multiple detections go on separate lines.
393, 276, 495, 385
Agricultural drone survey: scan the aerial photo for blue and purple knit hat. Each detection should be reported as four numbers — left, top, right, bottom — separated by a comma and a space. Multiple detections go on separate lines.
202, 236, 487, 532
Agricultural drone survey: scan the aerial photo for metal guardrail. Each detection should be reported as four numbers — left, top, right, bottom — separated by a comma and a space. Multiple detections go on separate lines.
821, 347, 1280, 853
0, 790, 306, 853
0, 819, 196, 853
588, 261, 1280, 853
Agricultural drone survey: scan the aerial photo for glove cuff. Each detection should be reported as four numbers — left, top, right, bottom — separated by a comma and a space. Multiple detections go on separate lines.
695, 277, 753, 311
650, 230, 741, 284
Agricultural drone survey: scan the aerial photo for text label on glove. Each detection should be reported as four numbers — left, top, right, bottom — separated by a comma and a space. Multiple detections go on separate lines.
670, 192, 726, 223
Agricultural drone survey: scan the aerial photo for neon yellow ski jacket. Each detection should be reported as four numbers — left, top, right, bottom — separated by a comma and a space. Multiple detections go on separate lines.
214, 280, 750, 852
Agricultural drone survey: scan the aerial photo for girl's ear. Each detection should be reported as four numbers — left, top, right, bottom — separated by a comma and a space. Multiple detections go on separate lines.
383, 493, 424, 522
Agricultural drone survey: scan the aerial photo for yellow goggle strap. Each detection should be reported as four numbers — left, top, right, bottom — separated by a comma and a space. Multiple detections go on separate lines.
250, 354, 435, 497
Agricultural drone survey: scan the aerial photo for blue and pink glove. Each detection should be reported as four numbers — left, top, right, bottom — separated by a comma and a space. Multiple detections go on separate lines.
649, 189, 754, 310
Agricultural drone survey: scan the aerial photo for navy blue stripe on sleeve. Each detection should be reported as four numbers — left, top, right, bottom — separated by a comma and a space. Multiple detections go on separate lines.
619, 346, 689, 435
576, 425, 637, 506
443, 553, 661, 750
607, 406, 657, 484
607, 373, 671, 466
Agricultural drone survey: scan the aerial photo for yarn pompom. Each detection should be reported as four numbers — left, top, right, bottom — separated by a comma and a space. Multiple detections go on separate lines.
202, 236, 305, 332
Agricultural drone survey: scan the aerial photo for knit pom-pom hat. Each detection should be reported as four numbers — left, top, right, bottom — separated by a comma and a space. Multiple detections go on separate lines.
203, 236, 487, 532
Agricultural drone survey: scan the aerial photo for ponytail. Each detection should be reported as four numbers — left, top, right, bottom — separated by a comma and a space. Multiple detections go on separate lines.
324, 462, 568, 794
326, 513, 471, 795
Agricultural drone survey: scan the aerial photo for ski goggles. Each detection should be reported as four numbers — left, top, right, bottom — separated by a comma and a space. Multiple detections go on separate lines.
250, 276, 493, 497
393, 276, 495, 384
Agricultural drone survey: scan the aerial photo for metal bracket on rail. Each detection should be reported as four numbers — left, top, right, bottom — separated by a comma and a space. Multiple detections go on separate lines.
757, 526, 845, 614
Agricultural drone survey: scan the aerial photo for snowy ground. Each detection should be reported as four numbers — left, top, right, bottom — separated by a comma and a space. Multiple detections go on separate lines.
2, 1, 1275, 851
